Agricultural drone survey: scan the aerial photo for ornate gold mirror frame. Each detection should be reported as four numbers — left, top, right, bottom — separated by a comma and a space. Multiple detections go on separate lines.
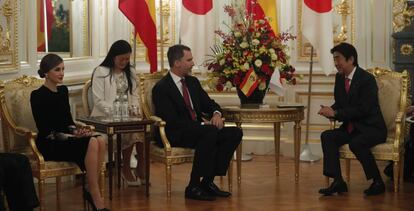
297, 0, 355, 61
0, 0, 17, 73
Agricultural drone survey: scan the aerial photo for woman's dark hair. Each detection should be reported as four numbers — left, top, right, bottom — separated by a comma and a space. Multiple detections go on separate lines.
95, 40, 133, 94
38, 54, 63, 78
330, 42, 359, 67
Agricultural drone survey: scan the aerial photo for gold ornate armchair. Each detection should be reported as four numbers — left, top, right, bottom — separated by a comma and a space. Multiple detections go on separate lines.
138, 71, 233, 197
82, 79, 93, 117
0, 75, 102, 210
330, 68, 409, 192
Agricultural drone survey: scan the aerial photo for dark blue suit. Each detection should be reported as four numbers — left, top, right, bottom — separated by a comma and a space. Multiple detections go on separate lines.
321, 67, 387, 179
152, 73, 242, 177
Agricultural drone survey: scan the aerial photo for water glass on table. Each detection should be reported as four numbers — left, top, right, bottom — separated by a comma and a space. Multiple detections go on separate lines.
129, 105, 142, 120
103, 106, 113, 122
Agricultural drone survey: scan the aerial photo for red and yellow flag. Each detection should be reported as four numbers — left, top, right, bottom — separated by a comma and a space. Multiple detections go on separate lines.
37, 0, 54, 51
119, 0, 157, 73
246, 0, 279, 36
239, 67, 260, 97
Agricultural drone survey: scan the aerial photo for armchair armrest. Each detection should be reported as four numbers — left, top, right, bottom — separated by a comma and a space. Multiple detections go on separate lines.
393, 111, 405, 150
149, 115, 171, 151
15, 126, 46, 168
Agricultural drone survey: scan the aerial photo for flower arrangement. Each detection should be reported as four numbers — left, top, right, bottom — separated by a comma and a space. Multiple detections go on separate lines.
206, 1, 298, 95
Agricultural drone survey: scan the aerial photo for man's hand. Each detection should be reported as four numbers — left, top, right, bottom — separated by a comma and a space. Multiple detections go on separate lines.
210, 113, 224, 129
318, 105, 335, 118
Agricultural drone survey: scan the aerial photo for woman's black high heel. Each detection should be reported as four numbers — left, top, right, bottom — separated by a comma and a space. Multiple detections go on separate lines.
83, 188, 110, 211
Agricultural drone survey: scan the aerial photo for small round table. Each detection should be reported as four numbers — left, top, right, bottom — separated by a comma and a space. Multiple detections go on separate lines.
222, 105, 305, 184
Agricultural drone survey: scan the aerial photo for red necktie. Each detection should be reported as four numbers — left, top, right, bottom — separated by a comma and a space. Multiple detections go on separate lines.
345, 78, 353, 133
181, 79, 196, 121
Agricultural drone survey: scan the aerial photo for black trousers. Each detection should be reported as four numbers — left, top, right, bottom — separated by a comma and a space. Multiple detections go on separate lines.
321, 129, 383, 180
0, 153, 39, 211
175, 125, 242, 178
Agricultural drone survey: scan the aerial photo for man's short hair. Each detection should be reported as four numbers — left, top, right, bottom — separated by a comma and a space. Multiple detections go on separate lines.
167, 44, 191, 68
330, 42, 358, 67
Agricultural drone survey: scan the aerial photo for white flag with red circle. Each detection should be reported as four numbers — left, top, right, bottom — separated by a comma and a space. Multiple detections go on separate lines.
302, 0, 334, 75
180, 0, 215, 68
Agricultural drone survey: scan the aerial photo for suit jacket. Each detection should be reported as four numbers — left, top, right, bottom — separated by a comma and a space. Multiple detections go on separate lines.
332, 67, 387, 143
152, 72, 221, 146
90, 66, 139, 117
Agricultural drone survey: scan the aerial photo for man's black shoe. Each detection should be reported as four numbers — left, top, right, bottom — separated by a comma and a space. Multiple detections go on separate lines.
201, 182, 231, 197
364, 181, 385, 196
185, 186, 216, 201
318, 180, 348, 195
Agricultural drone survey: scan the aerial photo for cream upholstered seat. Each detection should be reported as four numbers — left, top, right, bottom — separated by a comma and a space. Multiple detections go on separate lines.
330, 67, 409, 192
0, 75, 104, 210
138, 71, 233, 197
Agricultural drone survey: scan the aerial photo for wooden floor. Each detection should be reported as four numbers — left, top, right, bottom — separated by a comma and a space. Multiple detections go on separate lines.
40, 155, 414, 211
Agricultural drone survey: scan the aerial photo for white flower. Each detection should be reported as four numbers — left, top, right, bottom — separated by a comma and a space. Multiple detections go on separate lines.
243, 62, 250, 70
225, 81, 233, 90
240, 42, 249, 49
271, 53, 278, 60
234, 31, 242, 37
269, 48, 275, 54
254, 59, 262, 68
252, 39, 260, 46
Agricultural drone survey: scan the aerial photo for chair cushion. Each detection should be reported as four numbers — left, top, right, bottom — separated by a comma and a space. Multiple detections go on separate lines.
30, 160, 80, 171
339, 137, 400, 154
150, 142, 194, 157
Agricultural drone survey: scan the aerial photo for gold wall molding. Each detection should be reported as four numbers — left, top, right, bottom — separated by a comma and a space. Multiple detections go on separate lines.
393, 0, 414, 33
297, 0, 355, 61
0, 0, 17, 73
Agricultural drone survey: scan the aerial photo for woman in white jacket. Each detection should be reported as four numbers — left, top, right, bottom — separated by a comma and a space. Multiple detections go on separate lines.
91, 40, 144, 185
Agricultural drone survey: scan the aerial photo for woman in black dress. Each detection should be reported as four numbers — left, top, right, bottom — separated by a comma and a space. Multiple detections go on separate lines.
30, 54, 109, 211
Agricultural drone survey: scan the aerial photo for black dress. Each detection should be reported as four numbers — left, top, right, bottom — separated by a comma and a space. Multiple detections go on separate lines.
30, 85, 90, 170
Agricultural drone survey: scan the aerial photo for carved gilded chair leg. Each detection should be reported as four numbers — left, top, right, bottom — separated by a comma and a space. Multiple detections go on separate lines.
393, 161, 400, 192
166, 163, 172, 198
38, 179, 45, 211
228, 160, 233, 192
345, 159, 351, 184
400, 153, 405, 187
56, 176, 61, 202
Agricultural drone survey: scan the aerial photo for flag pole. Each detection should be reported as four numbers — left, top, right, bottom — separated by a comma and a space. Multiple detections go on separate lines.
133, 28, 137, 68
300, 46, 321, 162
159, 0, 164, 72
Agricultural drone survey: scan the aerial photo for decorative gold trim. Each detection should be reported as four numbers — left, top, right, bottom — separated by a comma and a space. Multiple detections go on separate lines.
400, 43, 413, 56
0, 0, 18, 73
393, 0, 414, 33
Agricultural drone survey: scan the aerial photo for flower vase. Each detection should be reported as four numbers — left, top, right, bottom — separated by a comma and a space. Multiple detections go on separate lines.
236, 87, 267, 109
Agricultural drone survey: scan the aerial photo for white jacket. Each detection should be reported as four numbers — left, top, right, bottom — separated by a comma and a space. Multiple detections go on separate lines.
90, 66, 139, 117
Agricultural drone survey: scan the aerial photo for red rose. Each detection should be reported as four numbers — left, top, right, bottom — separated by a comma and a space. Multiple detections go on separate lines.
216, 83, 224, 91
233, 75, 242, 85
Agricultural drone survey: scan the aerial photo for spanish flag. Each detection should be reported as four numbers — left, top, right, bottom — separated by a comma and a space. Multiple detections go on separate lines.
246, 0, 279, 36
119, 0, 157, 73
37, 0, 54, 51
239, 67, 260, 97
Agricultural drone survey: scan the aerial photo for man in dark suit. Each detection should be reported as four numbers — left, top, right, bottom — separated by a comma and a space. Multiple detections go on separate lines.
152, 44, 242, 201
318, 42, 387, 196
